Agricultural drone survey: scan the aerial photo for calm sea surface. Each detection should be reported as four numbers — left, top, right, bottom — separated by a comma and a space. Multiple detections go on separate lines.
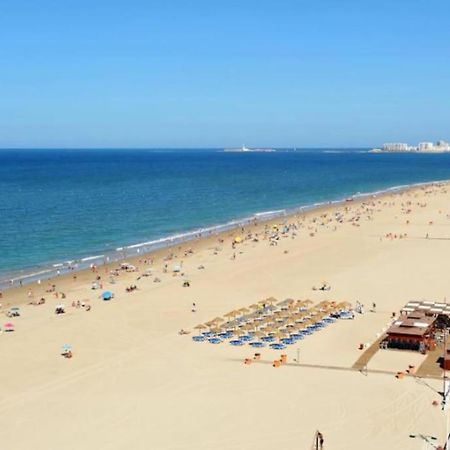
1, 149, 450, 282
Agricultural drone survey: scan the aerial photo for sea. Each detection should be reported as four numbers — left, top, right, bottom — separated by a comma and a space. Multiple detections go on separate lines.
2, 148, 450, 288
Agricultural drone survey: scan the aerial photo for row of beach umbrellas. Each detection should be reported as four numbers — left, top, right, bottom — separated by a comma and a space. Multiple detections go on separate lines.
193, 298, 352, 341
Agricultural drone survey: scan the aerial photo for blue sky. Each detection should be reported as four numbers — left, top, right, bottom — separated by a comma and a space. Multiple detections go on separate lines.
1, 0, 449, 148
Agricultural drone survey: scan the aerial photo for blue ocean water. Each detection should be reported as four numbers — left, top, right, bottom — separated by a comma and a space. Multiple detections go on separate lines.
2, 149, 450, 284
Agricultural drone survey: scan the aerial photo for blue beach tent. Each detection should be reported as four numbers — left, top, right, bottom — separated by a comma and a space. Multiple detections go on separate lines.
102, 291, 113, 301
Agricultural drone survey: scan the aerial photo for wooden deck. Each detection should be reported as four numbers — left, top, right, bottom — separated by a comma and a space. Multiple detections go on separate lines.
351, 335, 385, 371
416, 344, 444, 378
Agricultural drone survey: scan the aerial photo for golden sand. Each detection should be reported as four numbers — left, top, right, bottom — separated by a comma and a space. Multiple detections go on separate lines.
1, 183, 449, 449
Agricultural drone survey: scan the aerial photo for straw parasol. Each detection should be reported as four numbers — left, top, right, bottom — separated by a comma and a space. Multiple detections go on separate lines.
259, 297, 276, 306
278, 298, 295, 306
336, 301, 352, 310
274, 331, 288, 341
224, 310, 239, 319
194, 324, 207, 335
246, 312, 259, 320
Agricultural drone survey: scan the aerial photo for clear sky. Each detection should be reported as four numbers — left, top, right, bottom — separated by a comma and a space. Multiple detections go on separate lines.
1, 0, 449, 148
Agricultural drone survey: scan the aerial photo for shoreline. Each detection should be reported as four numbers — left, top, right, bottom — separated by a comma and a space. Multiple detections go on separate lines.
1, 178, 448, 309
2, 177, 450, 449
2, 177, 448, 292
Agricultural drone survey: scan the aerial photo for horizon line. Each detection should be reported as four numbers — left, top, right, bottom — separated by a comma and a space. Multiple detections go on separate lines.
0, 146, 373, 150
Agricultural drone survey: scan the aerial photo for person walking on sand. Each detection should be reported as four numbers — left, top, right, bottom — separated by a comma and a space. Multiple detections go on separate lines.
192, 302, 197, 313
317, 431, 324, 449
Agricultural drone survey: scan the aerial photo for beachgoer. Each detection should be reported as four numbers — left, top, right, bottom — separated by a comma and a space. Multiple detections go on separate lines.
192, 302, 197, 313
317, 431, 324, 449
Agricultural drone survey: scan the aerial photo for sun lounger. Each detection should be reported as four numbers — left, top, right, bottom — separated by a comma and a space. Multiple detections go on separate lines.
249, 341, 265, 348
270, 343, 286, 350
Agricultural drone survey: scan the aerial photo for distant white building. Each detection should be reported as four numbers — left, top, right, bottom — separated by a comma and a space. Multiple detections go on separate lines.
417, 141, 450, 152
418, 142, 434, 152
382, 143, 410, 152
436, 140, 450, 151
372, 139, 450, 153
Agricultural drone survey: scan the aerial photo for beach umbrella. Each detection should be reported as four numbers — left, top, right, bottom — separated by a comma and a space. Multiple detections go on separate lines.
278, 298, 295, 306
239, 307, 250, 314
275, 331, 288, 341
173, 265, 181, 273
336, 302, 352, 310
4, 322, 14, 331
194, 324, 207, 335
242, 323, 255, 332
246, 311, 259, 319
265, 297, 277, 304
62, 344, 72, 352
212, 317, 224, 323
224, 310, 238, 318
102, 291, 113, 301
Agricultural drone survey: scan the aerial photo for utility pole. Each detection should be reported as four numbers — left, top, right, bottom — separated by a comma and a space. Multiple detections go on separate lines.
443, 297, 449, 449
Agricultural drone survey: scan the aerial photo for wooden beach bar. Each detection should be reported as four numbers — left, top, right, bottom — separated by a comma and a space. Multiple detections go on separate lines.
383, 312, 436, 353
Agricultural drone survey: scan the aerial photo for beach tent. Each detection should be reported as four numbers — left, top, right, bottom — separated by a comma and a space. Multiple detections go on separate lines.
102, 291, 113, 301
4, 322, 14, 332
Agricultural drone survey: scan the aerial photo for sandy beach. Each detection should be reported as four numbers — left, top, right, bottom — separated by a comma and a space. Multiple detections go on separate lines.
1, 182, 450, 449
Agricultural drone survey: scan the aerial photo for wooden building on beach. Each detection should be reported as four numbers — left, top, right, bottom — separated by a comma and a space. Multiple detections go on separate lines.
383, 312, 436, 353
